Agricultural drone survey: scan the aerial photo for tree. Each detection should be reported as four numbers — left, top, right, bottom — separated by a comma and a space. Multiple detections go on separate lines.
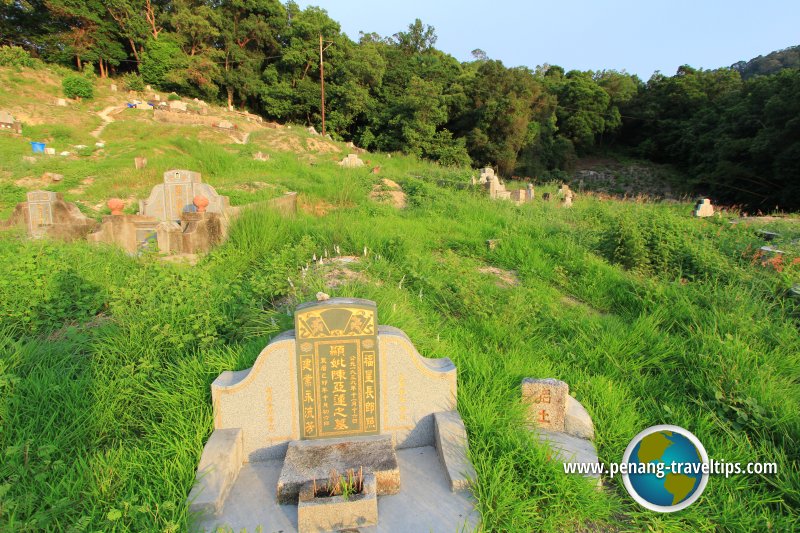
393, 19, 437, 54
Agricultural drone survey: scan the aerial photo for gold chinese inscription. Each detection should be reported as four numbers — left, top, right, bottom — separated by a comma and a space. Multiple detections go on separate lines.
296, 303, 380, 439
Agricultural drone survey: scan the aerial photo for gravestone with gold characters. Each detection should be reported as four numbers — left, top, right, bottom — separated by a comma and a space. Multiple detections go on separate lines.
189, 297, 479, 532
295, 300, 380, 439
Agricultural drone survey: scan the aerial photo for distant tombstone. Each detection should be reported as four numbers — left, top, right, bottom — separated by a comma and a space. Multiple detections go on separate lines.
26, 191, 57, 237
139, 169, 230, 222
56, 98, 67, 107
134, 156, 148, 170
693, 198, 714, 217
216, 120, 234, 129
2, 190, 97, 240
253, 151, 270, 161
338, 153, 365, 168
0, 110, 22, 134
188, 297, 478, 531
307, 126, 319, 135
110, 83, 117, 92
169, 100, 187, 112
44, 148, 56, 155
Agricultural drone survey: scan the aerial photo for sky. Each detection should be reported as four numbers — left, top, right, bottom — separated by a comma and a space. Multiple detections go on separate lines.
296, 0, 800, 79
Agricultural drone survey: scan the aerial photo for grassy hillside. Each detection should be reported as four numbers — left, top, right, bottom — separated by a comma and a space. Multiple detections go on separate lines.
1, 67, 799, 532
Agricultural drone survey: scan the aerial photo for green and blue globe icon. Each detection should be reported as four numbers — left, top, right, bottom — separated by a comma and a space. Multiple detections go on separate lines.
622, 425, 709, 512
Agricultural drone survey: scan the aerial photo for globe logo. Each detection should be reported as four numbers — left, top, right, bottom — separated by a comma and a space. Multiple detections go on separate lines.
621, 425, 709, 512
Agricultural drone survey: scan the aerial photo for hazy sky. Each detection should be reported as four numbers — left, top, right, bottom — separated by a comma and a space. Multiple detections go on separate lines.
297, 0, 799, 79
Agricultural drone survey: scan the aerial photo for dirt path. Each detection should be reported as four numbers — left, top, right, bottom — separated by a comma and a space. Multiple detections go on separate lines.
91, 106, 123, 139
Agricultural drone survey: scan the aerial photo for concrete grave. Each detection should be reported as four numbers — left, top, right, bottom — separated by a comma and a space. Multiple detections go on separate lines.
216, 120, 234, 129
479, 168, 533, 204
134, 156, 148, 170
139, 169, 230, 223
2, 190, 97, 240
169, 100, 187, 112
92, 193, 226, 256
338, 153, 365, 168
253, 151, 270, 161
0, 110, 22, 134
693, 198, 714, 217
110, 83, 117, 92
521, 378, 600, 486
190, 297, 479, 532
558, 184, 574, 208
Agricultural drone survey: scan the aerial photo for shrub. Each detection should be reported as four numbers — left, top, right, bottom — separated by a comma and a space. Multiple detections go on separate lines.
0, 46, 37, 68
122, 72, 145, 92
167, 93, 181, 101
62, 75, 94, 99
82, 62, 97, 81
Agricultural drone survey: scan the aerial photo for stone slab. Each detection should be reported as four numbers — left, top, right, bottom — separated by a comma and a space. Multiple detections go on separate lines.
192, 446, 479, 532
521, 378, 569, 432
565, 396, 595, 440
537, 429, 601, 486
277, 435, 399, 504
297, 473, 377, 532
188, 428, 243, 516
433, 411, 476, 492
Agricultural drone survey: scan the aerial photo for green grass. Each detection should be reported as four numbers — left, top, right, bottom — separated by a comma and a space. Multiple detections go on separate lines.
1, 66, 799, 532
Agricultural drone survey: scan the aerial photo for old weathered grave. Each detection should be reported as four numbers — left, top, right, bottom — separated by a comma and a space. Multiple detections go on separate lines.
0, 110, 22, 134
169, 100, 187, 112
2, 190, 97, 240
521, 378, 599, 486
479, 168, 533, 205
190, 298, 478, 532
693, 198, 714, 217
134, 156, 148, 170
557, 184, 575, 208
139, 169, 230, 222
338, 153, 365, 168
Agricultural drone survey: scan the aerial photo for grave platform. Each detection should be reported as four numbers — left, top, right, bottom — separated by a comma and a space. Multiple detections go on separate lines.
276, 435, 400, 504
192, 446, 479, 532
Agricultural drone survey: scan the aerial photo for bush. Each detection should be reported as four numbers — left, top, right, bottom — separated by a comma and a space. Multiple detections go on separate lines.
122, 72, 145, 92
0, 46, 37, 68
167, 93, 181, 101
62, 75, 94, 100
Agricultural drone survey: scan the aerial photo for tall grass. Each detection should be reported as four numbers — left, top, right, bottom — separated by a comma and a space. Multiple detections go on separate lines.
1, 66, 798, 531
1, 172, 798, 531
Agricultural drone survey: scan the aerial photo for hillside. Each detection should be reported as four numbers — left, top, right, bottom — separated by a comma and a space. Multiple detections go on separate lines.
1, 66, 800, 532
732, 45, 800, 79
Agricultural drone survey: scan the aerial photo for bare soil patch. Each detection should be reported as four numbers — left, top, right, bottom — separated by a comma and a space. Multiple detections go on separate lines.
477, 266, 520, 287
369, 178, 406, 208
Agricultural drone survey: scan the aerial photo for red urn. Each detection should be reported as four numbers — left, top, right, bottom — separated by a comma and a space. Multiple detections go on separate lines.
107, 198, 124, 215
193, 195, 210, 213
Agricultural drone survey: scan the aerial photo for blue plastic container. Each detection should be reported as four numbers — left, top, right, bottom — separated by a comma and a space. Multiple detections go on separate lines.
31, 142, 46, 153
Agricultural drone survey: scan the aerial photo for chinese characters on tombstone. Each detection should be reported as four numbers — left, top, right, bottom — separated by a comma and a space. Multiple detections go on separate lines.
295, 301, 380, 439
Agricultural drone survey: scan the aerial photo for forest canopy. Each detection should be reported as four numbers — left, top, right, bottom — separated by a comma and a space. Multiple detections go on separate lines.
1, 1, 798, 210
